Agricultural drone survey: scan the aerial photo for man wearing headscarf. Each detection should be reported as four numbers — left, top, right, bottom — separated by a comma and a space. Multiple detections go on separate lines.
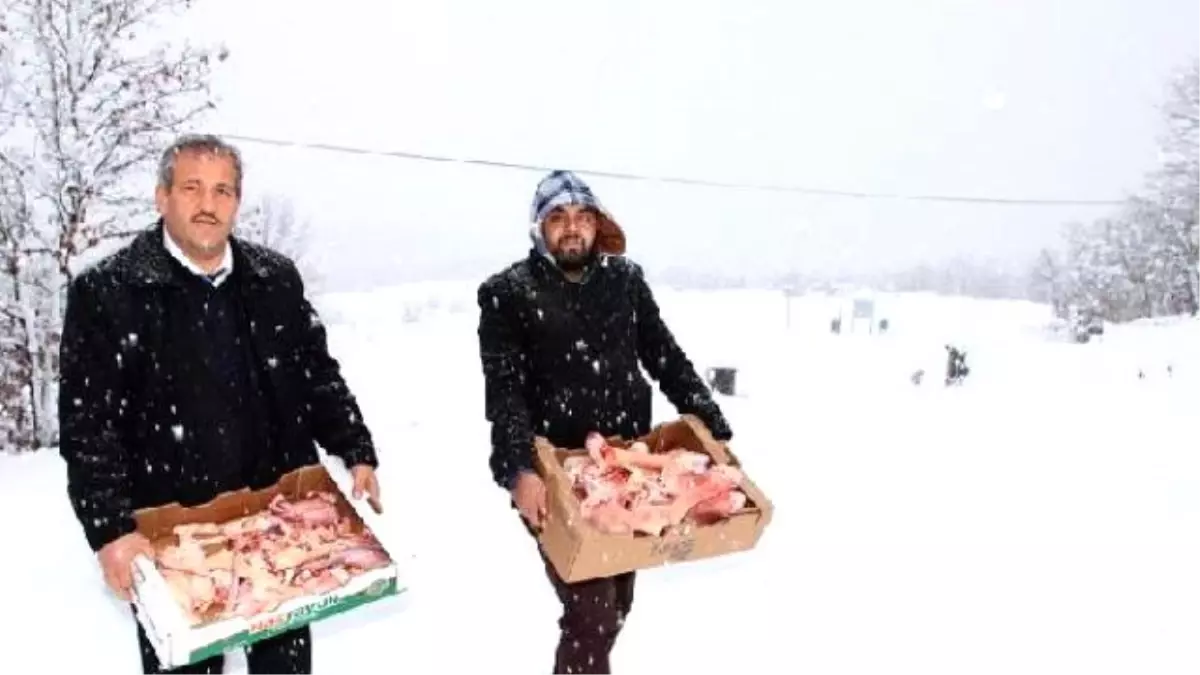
475, 170, 732, 674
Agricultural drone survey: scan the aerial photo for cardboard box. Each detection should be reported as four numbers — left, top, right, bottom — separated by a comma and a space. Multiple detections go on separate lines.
129, 464, 405, 669
533, 414, 774, 583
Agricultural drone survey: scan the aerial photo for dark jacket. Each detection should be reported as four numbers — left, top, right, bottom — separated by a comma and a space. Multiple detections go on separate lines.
58, 225, 378, 553
476, 249, 732, 490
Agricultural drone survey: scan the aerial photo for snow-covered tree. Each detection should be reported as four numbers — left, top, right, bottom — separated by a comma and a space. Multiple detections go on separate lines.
0, 0, 226, 452
236, 193, 323, 292
1030, 247, 1069, 317
1037, 61, 1199, 324
1144, 61, 1199, 314
1159, 61, 1199, 187
1136, 62, 1196, 317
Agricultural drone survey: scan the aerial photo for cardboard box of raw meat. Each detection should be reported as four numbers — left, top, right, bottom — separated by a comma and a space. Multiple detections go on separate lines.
128, 464, 405, 669
533, 414, 774, 583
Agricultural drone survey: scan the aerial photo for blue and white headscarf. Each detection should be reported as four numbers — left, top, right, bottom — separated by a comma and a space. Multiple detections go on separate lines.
528, 170, 627, 259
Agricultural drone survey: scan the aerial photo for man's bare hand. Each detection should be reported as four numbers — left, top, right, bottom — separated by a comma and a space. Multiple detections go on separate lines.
98, 532, 154, 601
512, 471, 548, 530
351, 464, 383, 514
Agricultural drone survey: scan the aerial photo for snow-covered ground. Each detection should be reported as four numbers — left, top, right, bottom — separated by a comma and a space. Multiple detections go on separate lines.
3, 285, 1197, 674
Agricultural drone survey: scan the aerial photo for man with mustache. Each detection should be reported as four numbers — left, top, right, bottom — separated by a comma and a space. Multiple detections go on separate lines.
475, 170, 733, 674
58, 134, 383, 674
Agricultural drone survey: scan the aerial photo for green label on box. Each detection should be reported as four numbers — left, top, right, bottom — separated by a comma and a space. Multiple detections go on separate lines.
183, 577, 402, 666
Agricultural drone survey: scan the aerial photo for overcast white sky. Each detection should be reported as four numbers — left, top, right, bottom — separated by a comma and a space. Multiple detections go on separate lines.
175, 0, 1196, 290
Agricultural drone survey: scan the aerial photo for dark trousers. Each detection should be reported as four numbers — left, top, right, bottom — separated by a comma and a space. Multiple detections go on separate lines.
133, 611, 312, 674
526, 519, 637, 674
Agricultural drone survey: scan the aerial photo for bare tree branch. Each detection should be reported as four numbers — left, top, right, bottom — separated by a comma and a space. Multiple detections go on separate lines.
237, 193, 324, 292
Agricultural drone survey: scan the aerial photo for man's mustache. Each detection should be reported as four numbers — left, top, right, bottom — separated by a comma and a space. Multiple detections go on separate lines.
192, 213, 219, 225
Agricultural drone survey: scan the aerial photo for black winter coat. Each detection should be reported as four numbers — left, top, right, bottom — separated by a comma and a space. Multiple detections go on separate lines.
58, 226, 378, 553
476, 250, 731, 490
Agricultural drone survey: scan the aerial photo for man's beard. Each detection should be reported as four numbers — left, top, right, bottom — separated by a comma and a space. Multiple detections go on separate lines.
553, 246, 595, 273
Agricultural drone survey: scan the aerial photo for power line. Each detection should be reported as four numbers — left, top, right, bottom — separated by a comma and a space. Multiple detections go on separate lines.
218, 132, 1127, 207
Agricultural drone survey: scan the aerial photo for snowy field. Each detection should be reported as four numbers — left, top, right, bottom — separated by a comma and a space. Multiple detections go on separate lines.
3, 284, 1197, 674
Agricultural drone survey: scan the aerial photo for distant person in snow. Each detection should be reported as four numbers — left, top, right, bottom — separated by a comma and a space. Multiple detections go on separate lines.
945, 344, 970, 386
475, 170, 733, 674
57, 134, 383, 674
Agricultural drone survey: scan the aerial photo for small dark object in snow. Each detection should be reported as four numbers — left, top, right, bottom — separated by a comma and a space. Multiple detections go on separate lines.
879, 318, 889, 334
705, 367, 738, 396
1167, 364, 1173, 377
1138, 369, 1145, 380
910, 369, 924, 386
830, 317, 842, 334
944, 345, 969, 386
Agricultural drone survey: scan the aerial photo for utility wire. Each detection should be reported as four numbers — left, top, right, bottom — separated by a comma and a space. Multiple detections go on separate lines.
218, 132, 1127, 207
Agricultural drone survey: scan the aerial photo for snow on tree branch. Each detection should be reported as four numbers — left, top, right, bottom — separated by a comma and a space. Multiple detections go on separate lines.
0, 0, 227, 452
3, 0, 227, 281
1035, 61, 1199, 330
1160, 62, 1199, 166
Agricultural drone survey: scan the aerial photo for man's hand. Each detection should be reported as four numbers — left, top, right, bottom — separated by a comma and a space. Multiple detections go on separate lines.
512, 470, 547, 530
98, 532, 154, 601
351, 464, 383, 514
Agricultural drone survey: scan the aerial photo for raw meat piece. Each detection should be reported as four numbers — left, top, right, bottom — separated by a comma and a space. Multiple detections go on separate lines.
565, 432, 750, 537
157, 538, 209, 575
268, 492, 340, 526
332, 545, 390, 570
690, 490, 749, 525
151, 490, 392, 626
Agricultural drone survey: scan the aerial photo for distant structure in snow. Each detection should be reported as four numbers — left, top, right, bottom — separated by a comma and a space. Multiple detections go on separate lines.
850, 297, 876, 333
827, 293, 886, 336
1065, 307, 1105, 344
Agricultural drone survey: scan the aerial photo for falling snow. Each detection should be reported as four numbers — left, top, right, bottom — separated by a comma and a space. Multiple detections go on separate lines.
5, 284, 1196, 674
